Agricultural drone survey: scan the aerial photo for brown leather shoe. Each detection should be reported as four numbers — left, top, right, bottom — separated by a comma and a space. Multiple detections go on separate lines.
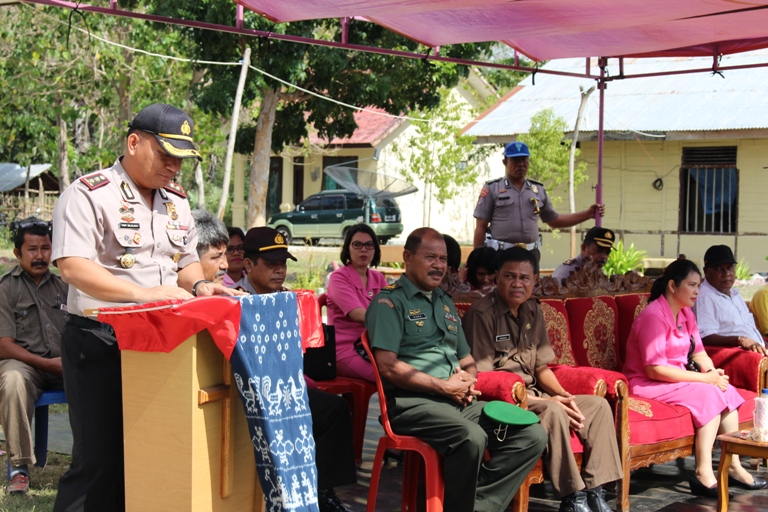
7, 472, 30, 494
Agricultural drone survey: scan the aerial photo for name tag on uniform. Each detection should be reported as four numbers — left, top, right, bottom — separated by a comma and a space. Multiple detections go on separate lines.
495, 334, 511, 342
408, 313, 427, 321
498, 196, 509, 200
119, 222, 140, 229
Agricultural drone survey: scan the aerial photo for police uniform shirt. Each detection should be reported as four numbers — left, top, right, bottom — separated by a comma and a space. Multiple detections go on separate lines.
51, 158, 198, 317
0, 266, 68, 358
365, 274, 468, 393
551, 254, 585, 281
462, 292, 554, 392
473, 178, 558, 244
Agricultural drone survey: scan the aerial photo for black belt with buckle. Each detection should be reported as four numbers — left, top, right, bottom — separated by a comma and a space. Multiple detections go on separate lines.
67, 314, 116, 337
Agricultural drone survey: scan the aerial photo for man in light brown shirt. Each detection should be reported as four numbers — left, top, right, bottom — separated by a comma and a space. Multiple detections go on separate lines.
463, 247, 621, 512
51, 104, 237, 512
0, 218, 67, 494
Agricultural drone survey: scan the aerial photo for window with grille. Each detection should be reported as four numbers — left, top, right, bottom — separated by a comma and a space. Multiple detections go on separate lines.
679, 147, 738, 234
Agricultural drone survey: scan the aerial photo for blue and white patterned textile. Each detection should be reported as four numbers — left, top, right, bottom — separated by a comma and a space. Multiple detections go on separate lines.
230, 293, 319, 512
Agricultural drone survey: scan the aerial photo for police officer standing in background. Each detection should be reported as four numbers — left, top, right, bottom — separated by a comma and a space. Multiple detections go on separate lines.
473, 142, 606, 261
51, 104, 237, 512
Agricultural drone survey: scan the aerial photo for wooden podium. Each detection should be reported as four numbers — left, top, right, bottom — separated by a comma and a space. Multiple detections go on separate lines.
121, 329, 265, 512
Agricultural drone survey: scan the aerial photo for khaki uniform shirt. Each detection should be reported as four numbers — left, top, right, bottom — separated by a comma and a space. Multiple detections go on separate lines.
551, 254, 585, 281
366, 274, 468, 393
462, 292, 554, 394
51, 158, 198, 317
0, 266, 68, 358
473, 177, 557, 244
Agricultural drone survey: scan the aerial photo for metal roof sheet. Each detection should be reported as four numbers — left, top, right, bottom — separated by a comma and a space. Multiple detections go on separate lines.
0, 164, 53, 193
465, 51, 768, 138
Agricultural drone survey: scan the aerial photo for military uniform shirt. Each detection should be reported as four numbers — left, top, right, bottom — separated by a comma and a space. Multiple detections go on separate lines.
51, 158, 198, 317
473, 178, 557, 244
366, 274, 468, 393
462, 292, 554, 392
0, 266, 68, 358
551, 254, 585, 281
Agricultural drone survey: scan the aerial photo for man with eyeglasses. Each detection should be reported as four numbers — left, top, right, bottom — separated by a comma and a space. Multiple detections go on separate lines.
693, 245, 767, 356
51, 104, 238, 512
0, 218, 67, 495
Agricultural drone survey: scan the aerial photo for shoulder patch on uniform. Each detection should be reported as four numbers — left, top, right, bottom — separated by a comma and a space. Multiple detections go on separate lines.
377, 297, 395, 308
382, 283, 399, 291
562, 258, 576, 265
79, 173, 110, 190
527, 179, 544, 186
484, 177, 503, 185
164, 181, 186, 198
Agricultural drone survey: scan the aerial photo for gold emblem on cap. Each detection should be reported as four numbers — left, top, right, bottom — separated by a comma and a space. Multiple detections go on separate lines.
172, 252, 181, 263
181, 120, 191, 136
275, 233, 285, 245
165, 202, 179, 220
605, 232, 613, 239
119, 253, 136, 269
531, 184, 539, 194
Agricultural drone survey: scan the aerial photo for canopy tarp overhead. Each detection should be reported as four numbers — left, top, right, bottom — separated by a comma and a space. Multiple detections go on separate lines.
236, 0, 768, 61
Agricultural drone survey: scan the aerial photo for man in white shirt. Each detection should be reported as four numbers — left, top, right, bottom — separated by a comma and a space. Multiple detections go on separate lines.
693, 245, 767, 356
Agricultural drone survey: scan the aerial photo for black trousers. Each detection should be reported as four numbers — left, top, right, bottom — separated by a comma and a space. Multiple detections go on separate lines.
308, 389, 357, 490
54, 319, 124, 512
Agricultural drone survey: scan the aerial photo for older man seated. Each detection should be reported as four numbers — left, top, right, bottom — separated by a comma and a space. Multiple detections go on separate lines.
552, 227, 615, 281
692, 245, 767, 356
191, 209, 230, 284
463, 247, 621, 512
366, 228, 547, 512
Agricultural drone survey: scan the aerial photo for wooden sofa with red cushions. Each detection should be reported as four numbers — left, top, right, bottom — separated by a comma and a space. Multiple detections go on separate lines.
533, 268, 767, 512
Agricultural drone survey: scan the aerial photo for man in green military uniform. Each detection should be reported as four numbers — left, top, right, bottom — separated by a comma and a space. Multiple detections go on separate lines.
473, 142, 606, 261
366, 227, 547, 512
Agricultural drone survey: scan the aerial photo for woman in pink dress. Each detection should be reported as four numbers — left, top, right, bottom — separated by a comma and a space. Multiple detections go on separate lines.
326, 223, 387, 382
624, 258, 765, 497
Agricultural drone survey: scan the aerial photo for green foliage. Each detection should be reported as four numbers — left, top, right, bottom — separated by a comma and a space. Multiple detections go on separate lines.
517, 109, 588, 206
287, 253, 328, 293
476, 44, 536, 100
735, 257, 752, 280
393, 88, 486, 206
603, 240, 647, 277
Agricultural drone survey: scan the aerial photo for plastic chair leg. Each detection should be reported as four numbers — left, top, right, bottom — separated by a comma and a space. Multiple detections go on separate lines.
34, 405, 50, 468
401, 451, 420, 512
366, 440, 389, 512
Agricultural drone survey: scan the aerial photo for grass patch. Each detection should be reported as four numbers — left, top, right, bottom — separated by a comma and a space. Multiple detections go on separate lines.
0, 452, 70, 512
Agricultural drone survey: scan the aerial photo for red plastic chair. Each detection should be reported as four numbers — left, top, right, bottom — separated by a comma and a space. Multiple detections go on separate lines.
314, 293, 376, 463
360, 331, 444, 512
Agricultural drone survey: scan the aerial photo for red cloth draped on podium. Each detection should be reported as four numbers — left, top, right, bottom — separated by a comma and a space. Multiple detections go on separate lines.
97, 291, 323, 358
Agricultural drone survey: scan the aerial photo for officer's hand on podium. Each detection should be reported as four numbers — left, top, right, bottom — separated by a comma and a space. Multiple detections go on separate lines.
195, 282, 246, 297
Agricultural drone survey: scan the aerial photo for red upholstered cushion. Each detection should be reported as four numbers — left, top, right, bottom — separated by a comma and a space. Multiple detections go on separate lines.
614, 293, 650, 365
540, 299, 576, 366
565, 296, 621, 372
550, 365, 628, 403
454, 302, 471, 320
627, 396, 695, 445
569, 431, 584, 454
707, 346, 764, 393
736, 388, 756, 425
475, 371, 525, 404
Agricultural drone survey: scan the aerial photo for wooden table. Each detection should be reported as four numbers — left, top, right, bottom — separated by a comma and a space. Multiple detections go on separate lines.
717, 430, 768, 511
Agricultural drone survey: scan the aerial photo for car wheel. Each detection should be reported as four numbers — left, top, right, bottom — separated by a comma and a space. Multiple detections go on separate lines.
378, 237, 390, 245
276, 226, 292, 245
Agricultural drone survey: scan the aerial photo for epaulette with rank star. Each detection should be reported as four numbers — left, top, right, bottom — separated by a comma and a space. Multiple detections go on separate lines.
382, 283, 399, 291
562, 258, 576, 265
528, 179, 544, 187
484, 177, 503, 185
79, 173, 110, 191
164, 181, 187, 198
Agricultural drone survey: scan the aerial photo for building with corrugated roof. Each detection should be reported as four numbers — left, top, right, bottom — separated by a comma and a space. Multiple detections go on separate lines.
465, 51, 768, 272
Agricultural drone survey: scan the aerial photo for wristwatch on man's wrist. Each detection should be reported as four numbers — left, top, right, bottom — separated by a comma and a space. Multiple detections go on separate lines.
737, 335, 747, 348
192, 280, 213, 297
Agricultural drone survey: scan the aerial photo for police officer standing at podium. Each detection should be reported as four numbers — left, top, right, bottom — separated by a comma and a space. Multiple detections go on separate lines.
51, 104, 237, 512
473, 142, 605, 261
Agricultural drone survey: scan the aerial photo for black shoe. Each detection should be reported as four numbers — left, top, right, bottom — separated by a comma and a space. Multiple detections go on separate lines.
688, 474, 732, 499
728, 475, 768, 490
585, 486, 612, 512
559, 491, 592, 512
318, 488, 351, 512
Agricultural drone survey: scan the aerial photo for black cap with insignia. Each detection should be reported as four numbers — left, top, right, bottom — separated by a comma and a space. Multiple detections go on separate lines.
243, 227, 297, 263
583, 226, 615, 250
129, 104, 202, 161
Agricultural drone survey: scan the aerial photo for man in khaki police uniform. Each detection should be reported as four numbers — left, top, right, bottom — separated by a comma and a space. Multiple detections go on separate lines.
551, 226, 616, 281
463, 247, 621, 512
473, 142, 606, 261
0, 218, 67, 495
366, 227, 547, 512
51, 104, 237, 512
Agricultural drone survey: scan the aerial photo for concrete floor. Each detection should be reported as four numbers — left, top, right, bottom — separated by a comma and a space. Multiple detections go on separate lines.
4, 396, 768, 511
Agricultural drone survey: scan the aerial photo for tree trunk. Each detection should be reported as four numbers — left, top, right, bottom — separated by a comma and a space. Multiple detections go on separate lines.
57, 113, 70, 190
248, 87, 280, 228
116, 26, 133, 155
194, 160, 205, 209
569, 85, 595, 257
